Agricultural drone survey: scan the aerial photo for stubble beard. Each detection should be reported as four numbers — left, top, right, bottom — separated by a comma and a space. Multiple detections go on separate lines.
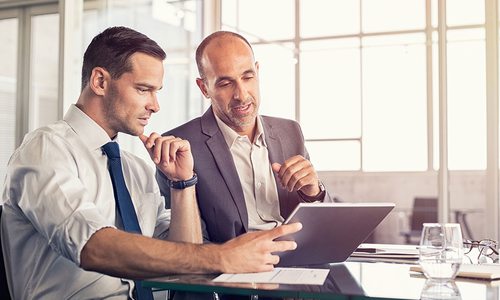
104, 82, 143, 137
226, 97, 259, 129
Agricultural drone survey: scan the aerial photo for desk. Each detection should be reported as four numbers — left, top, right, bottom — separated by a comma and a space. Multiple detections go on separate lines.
144, 260, 500, 299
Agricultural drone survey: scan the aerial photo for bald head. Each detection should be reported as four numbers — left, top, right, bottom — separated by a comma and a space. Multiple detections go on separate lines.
195, 31, 254, 79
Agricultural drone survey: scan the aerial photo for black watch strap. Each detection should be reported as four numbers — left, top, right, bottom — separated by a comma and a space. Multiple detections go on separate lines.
168, 173, 198, 189
298, 180, 326, 202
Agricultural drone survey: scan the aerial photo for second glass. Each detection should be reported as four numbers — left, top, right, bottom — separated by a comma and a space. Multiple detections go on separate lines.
419, 223, 464, 280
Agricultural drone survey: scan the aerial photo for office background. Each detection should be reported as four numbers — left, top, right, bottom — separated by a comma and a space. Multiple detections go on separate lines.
0, 0, 498, 244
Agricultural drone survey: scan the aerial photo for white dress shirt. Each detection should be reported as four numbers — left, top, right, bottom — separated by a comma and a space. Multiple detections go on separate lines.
1, 105, 170, 300
214, 114, 284, 231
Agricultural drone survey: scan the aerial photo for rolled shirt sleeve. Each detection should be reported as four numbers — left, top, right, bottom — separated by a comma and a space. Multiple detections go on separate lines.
9, 132, 115, 266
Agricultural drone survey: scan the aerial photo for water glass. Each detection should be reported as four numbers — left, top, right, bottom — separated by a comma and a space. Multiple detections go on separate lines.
419, 223, 464, 280
420, 279, 461, 300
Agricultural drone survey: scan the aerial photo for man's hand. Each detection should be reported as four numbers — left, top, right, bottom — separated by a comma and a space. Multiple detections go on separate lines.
217, 223, 302, 273
272, 155, 320, 197
140, 133, 194, 181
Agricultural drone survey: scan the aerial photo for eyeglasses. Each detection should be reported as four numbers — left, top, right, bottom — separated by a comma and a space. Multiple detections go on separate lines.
463, 239, 499, 259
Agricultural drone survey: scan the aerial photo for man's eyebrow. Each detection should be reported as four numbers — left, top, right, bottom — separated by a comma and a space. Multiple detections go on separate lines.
136, 83, 163, 90
242, 69, 256, 76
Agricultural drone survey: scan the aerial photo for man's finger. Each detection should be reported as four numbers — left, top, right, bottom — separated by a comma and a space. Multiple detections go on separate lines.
268, 223, 302, 240
271, 163, 281, 174
272, 240, 298, 253
168, 139, 185, 162
139, 134, 148, 144
268, 254, 281, 265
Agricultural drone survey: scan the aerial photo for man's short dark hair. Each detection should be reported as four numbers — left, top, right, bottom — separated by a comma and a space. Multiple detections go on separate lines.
81, 26, 166, 90
195, 31, 254, 79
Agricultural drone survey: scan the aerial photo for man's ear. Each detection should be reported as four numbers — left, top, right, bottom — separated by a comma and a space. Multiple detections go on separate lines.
89, 67, 109, 96
196, 77, 210, 99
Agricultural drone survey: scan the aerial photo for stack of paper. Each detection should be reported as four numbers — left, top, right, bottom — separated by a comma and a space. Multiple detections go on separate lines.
213, 268, 330, 285
410, 264, 500, 280
351, 244, 419, 260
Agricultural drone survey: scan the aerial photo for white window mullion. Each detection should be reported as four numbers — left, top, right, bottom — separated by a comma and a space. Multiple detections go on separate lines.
485, 0, 499, 241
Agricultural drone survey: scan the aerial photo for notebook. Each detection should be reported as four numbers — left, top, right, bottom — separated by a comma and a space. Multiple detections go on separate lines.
276, 202, 395, 267
411, 264, 500, 280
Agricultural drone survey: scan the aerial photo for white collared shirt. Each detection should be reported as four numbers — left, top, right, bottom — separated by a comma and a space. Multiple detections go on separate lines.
1, 105, 170, 300
214, 114, 284, 231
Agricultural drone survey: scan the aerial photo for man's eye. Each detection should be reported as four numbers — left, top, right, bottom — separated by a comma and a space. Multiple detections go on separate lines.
137, 88, 148, 93
218, 81, 231, 87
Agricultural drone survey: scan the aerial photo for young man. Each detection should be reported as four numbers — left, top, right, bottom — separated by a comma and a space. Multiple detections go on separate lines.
1, 27, 300, 300
157, 31, 333, 244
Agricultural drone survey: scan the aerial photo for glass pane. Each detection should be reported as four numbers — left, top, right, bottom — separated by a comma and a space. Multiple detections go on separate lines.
300, 38, 361, 139
253, 43, 295, 120
362, 0, 425, 33
362, 34, 427, 171
0, 18, 18, 188
306, 140, 360, 171
226, 0, 294, 42
449, 171, 487, 242
300, 0, 360, 37
221, 0, 237, 27
431, 0, 438, 28
447, 0, 485, 27
447, 29, 486, 170
30, 14, 59, 130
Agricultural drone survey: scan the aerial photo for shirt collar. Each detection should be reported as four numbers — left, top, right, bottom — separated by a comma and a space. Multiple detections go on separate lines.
63, 104, 113, 151
213, 112, 267, 148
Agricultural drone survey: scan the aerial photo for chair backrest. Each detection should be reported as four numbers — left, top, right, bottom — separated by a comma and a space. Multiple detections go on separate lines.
410, 197, 438, 231
0, 206, 12, 300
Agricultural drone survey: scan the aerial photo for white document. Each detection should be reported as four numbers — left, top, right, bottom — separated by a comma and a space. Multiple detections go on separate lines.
212, 267, 330, 285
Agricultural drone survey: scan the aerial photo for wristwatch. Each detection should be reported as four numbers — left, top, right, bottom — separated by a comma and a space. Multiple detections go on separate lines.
168, 173, 198, 189
298, 180, 326, 202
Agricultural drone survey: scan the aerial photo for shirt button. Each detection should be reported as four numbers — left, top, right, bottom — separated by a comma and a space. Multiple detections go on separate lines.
257, 182, 262, 187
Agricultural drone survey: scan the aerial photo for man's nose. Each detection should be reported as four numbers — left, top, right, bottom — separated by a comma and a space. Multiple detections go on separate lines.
233, 82, 249, 101
147, 93, 160, 113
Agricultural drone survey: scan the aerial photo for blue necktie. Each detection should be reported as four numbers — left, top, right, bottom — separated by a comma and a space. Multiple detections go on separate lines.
102, 142, 153, 300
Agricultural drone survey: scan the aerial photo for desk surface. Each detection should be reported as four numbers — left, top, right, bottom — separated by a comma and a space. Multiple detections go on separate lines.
144, 260, 500, 299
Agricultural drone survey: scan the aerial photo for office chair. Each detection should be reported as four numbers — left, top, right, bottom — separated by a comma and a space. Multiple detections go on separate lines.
401, 197, 438, 245
0, 206, 11, 300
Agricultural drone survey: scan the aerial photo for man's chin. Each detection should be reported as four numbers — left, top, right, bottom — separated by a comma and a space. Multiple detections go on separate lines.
121, 127, 144, 137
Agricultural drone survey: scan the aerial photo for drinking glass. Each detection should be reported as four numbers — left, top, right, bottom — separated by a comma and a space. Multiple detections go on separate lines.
419, 223, 464, 280
420, 279, 461, 300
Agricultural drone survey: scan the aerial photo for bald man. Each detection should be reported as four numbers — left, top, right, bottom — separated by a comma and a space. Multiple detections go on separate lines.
157, 31, 334, 246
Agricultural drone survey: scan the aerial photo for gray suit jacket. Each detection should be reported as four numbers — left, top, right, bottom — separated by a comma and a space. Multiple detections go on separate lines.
156, 108, 333, 243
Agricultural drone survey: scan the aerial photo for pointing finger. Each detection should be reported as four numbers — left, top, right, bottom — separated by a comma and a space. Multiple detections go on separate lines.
139, 134, 148, 144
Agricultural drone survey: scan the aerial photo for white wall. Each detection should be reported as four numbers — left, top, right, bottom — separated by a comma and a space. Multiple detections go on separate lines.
319, 170, 486, 243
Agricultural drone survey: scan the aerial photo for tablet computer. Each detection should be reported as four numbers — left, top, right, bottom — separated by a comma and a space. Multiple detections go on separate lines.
276, 202, 395, 267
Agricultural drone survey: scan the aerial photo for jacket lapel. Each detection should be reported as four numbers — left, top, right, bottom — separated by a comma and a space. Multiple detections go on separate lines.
201, 108, 249, 231
262, 117, 289, 217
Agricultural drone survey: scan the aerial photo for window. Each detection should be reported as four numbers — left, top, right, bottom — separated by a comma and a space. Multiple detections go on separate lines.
0, 4, 59, 186
0, 16, 18, 185
221, 0, 488, 172
82, 0, 203, 163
